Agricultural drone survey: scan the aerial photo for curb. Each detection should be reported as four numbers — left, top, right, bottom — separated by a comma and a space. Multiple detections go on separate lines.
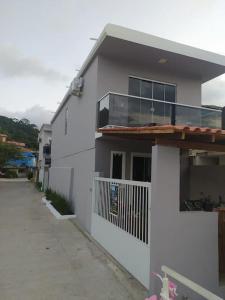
41, 197, 76, 220
0, 178, 29, 182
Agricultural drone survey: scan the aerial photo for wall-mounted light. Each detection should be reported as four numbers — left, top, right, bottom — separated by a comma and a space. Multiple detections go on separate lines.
158, 58, 168, 64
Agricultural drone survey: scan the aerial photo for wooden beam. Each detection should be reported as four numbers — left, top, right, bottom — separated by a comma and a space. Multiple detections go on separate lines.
155, 138, 225, 152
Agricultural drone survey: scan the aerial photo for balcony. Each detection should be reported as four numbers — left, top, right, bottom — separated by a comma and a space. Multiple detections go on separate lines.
97, 93, 222, 129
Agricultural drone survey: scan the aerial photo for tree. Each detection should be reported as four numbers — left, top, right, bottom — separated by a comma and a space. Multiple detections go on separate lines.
0, 116, 39, 149
20, 118, 30, 125
0, 143, 21, 168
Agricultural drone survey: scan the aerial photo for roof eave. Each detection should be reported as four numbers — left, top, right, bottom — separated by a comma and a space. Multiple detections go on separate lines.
51, 24, 225, 124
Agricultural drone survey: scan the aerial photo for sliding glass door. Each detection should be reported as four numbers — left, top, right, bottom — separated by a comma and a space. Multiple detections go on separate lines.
128, 77, 176, 126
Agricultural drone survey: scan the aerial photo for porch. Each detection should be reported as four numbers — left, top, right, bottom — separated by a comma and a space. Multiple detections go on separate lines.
92, 126, 225, 297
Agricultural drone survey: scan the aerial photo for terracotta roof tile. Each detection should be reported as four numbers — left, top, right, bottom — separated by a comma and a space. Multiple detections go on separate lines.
98, 124, 225, 137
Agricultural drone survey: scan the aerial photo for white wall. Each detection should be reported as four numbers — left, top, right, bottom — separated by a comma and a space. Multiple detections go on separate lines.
51, 57, 98, 161
49, 167, 73, 204
97, 55, 202, 107
150, 145, 225, 299
50, 57, 98, 231
95, 137, 152, 179
91, 213, 150, 289
38, 168, 44, 185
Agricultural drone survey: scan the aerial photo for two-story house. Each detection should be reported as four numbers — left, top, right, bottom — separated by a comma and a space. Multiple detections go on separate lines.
49, 24, 225, 298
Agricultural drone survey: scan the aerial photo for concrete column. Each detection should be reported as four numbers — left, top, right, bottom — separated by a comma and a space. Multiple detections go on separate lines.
150, 145, 180, 295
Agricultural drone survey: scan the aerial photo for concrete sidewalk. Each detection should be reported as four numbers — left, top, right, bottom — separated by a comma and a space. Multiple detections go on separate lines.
0, 181, 147, 300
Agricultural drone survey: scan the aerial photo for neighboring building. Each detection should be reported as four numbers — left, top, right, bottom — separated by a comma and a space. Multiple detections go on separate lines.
6, 140, 26, 147
0, 134, 7, 143
0, 133, 26, 147
8, 150, 36, 169
1, 133, 36, 176
49, 24, 225, 298
38, 124, 52, 191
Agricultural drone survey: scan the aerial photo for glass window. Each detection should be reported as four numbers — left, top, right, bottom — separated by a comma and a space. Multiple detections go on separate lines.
128, 77, 140, 96
165, 85, 176, 102
129, 77, 176, 103
140, 80, 152, 98
153, 82, 164, 100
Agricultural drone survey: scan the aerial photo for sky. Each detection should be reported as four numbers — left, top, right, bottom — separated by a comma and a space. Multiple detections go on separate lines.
1, 0, 225, 126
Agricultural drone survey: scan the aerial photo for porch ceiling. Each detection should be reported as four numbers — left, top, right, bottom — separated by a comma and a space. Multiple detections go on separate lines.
98, 125, 225, 152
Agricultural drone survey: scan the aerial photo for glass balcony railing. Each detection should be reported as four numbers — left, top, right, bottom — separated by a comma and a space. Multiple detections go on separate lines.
97, 93, 222, 129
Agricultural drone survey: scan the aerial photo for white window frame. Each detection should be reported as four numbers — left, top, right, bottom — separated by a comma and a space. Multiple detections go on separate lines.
130, 152, 151, 181
110, 151, 126, 179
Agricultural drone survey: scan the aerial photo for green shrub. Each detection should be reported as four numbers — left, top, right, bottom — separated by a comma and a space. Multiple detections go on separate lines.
27, 171, 33, 180
45, 189, 73, 215
35, 181, 42, 191
5, 169, 18, 178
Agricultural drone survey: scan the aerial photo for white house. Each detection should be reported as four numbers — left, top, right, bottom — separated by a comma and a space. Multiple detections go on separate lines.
48, 24, 225, 298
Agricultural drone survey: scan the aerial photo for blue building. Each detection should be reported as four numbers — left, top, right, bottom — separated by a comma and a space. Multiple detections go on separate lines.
8, 151, 36, 168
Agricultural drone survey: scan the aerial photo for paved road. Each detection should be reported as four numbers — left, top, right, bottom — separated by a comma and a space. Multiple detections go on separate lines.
0, 181, 146, 300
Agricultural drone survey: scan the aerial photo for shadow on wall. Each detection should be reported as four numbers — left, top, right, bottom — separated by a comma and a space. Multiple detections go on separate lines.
180, 150, 225, 212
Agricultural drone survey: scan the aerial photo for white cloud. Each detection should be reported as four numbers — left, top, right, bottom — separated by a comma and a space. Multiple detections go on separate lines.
203, 75, 225, 107
0, 105, 52, 128
0, 45, 68, 82
0, 0, 225, 112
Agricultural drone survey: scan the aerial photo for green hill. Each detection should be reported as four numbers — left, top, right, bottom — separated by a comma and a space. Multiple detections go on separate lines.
0, 116, 39, 150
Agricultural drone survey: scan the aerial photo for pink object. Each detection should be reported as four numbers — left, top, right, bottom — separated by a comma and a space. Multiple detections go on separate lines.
146, 272, 178, 300
168, 280, 177, 299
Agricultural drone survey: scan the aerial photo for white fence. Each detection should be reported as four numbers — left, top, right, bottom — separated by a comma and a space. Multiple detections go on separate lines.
93, 177, 151, 244
91, 177, 151, 288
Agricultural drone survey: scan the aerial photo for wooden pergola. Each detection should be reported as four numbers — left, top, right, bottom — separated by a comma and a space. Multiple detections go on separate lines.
98, 125, 225, 152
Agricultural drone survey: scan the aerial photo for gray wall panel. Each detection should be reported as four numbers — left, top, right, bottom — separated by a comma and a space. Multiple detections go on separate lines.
95, 138, 152, 179
150, 145, 225, 298
50, 57, 98, 232
97, 55, 202, 106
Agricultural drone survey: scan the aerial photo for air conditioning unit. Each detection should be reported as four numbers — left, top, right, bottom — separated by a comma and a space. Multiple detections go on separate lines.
70, 77, 84, 97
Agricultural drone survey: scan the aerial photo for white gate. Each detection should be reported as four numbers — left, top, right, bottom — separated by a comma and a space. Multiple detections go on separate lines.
91, 177, 151, 288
